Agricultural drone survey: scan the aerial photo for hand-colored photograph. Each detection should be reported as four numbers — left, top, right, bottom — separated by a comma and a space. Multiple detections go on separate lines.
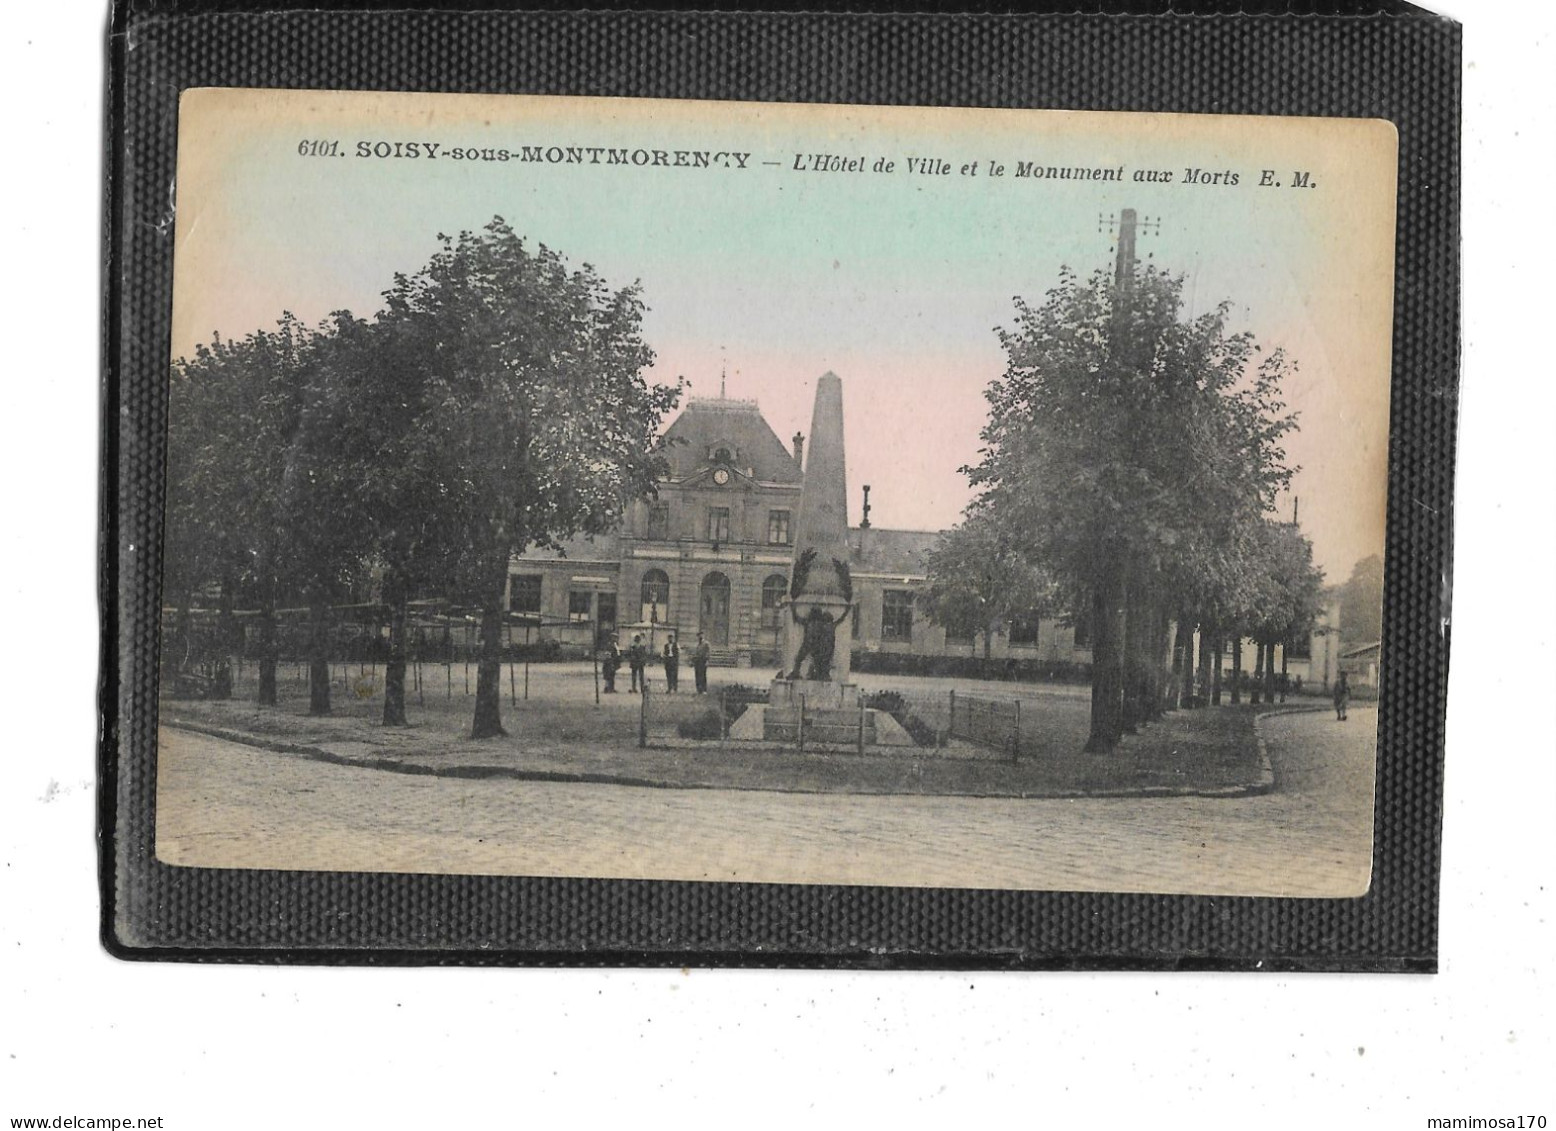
157, 89, 1396, 895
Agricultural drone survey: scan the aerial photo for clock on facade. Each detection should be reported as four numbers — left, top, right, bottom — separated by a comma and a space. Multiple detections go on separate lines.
712, 467, 731, 486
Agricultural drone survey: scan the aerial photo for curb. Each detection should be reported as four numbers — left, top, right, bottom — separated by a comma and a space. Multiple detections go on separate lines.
1250, 703, 1330, 794
161, 719, 681, 791
161, 716, 1278, 802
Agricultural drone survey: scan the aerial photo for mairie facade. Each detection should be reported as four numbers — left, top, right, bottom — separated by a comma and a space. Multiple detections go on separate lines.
497, 392, 1367, 689
503, 394, 1090, 667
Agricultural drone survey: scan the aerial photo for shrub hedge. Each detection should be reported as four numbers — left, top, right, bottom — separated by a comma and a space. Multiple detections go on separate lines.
850, 651, 1093, 684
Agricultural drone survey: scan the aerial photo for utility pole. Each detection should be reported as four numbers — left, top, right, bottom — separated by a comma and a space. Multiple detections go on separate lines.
1097, 207, 1165, 737
1101, 208, 1162, 292
1114, 208, 1137, 289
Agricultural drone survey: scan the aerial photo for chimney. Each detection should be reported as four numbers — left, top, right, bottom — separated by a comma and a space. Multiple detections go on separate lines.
792, 431, 805, 468
857, 484, 872, 558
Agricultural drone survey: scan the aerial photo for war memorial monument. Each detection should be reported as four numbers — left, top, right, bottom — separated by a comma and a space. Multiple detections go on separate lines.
750, 372, 910, 749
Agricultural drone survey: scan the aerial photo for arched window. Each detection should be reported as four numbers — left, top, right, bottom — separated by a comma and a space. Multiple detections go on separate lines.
640, 569, 670, 624
760, 574, 788, 630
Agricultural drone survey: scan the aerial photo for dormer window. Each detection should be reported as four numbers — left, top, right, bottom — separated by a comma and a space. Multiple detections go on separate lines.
708, 442, 737, 465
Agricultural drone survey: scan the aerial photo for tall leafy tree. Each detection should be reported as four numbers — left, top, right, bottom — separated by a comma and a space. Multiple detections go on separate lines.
1337, 554, 1385, 647
289, 308, 461, 725
969, 265, 1297, 751
380, 219, 680, 738
1244, 519, 1327, 703
164, 316, 314, 704
921, 508, 1056, 660
282, 312, 387, 715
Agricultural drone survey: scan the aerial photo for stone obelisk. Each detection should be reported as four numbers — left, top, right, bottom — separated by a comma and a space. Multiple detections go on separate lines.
779, 371, 855, 697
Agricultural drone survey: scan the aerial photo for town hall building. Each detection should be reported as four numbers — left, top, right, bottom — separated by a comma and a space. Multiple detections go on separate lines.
502, 390, 1091, 668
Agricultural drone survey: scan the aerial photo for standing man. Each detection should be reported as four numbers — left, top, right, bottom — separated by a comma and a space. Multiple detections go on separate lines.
628, 633, 646, 693
1333, 671, 1350, 721
602, 635, 621, 694
693, 631, 711, 695
662, 633, 680, 693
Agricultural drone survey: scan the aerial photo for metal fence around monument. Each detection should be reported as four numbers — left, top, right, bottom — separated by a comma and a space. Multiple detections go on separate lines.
636, 680, 1027, 760
946, 691, 1023, 760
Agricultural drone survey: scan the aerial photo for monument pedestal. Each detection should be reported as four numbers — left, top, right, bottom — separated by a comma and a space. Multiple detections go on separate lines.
763, 678, 875, 745
768, 678, 857, 711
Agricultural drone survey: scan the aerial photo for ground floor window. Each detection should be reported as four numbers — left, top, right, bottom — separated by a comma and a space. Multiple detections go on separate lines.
641, 569, 670, 623
1008, 611, 1041, 646
509, 574, 542, 614
568, 590, 593, 622
942, 610, 978, 644
596, 593, 617, 647
760, 574, 787, 629
882, 589, 914, 641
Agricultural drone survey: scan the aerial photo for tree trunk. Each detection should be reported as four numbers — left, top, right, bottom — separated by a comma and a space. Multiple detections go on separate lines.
1265, 640, 1279, 705
214, 571, 236, 699
172, 585, 194, 678
1230, 637, 1243, 704
382, 566, 409, 727
1150, 608, 1171, 720
1138, 606, 1151, 721
1211, 635, 1223, 706
1251, 640, 1265, 705
471, 565, 509, 739
1194, 627, 1211, 708
308, 595, 331, 716
256, 572, 278, 706
1120, 585, 1142, 735
1085, 577, 1126, 753
1172, 617, 1193, 711
1280, 643, 1289, 704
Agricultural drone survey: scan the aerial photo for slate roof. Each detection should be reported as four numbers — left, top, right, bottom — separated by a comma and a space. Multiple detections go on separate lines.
515, 531, 623, 564
509, 398, 943, 574
662, 396, 803, 484
847, 527, 940, 579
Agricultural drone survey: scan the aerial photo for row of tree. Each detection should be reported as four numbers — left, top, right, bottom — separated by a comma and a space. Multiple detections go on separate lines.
164, 218, 682, 737
922, 261, 1327, 752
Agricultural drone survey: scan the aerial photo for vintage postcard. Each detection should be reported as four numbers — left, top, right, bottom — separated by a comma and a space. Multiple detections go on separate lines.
156, 89, 1396, 897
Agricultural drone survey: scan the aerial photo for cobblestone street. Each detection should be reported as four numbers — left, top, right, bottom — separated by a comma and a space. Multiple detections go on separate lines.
156, 706, 1375, 896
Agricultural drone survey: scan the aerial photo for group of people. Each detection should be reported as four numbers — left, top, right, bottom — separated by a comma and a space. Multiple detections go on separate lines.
601, 631, 713, 695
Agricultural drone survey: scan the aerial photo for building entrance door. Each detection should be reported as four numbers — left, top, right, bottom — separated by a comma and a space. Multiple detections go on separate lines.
699, 572, 731, 646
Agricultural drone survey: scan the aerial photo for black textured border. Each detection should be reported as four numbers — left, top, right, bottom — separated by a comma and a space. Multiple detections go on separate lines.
103, 3, 1459, 970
